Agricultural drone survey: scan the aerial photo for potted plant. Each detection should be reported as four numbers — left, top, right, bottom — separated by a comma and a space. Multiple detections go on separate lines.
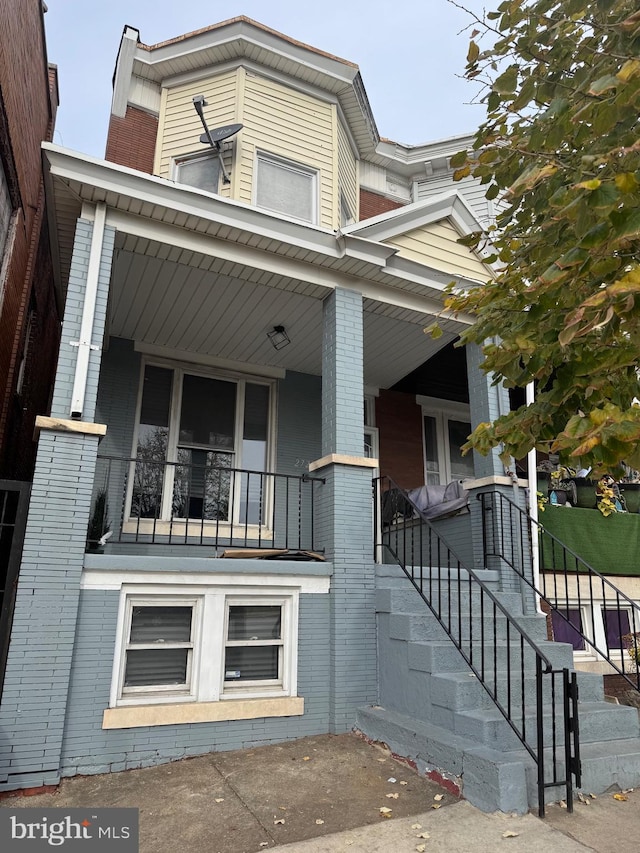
596, 475, 627, 516
549, 465, 577, 506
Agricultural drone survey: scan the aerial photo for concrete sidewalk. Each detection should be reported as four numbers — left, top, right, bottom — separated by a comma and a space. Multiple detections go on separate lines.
2, 732, 638, 852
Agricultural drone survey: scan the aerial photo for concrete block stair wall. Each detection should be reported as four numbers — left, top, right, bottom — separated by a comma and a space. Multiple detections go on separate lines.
355, 564, 640, 814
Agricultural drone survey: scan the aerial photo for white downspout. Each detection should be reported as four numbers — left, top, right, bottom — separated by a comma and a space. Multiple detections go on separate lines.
70, 203, 106, 420
526, 381, 543, 613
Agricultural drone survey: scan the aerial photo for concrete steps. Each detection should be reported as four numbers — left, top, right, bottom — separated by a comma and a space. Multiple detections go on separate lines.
356, 564, 640, 813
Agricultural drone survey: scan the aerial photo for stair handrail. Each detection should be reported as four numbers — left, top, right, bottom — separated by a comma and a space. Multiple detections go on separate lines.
478, 489, 640, 693
374, 475, 581, 816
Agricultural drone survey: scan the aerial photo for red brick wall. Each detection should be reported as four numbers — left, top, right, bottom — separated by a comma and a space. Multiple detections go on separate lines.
0, 0, 60, 479
376, 389, 424, 490
359, 188, 405, 221
105, 106, 158, 174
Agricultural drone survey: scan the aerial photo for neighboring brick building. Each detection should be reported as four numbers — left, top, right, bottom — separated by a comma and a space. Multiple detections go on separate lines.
0, 0, 60, 480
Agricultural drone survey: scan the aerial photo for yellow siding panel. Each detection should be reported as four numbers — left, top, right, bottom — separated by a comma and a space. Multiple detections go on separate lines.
158, 69, 241, 200
337, 117, 358, 224
386, 220, 490, 281
240, 72, 335, 228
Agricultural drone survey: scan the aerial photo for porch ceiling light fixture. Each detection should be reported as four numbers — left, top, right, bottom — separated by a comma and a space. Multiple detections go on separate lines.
267, 325, 291, 351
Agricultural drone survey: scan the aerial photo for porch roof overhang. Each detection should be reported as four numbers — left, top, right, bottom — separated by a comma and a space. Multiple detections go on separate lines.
42, 144, 477, 388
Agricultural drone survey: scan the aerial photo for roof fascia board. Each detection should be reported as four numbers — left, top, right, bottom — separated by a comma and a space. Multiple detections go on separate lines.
134, 24, 358, 87
345, 191, 484, 241
336, 102, 360, 160
112, 26, 139, 118
43, 144, 342, 256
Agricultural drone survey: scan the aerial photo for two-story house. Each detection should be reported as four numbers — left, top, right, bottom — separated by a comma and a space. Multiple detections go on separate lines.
2, 17, 640, 815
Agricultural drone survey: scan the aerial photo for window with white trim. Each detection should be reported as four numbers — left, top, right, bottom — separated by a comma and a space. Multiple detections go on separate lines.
114, 590, 297, 706
255, 152, 317, 223
130, 362, 273, 525
174, 151, 220, 195
419, 397, 474, 485
364, 395, 379, 460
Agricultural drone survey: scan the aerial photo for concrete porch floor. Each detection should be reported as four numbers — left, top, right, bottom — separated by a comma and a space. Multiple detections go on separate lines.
1, 732, 637, 852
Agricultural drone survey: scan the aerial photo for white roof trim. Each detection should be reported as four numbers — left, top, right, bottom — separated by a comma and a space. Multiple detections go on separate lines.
111, 26, 140, 118
343, 190, 485, 241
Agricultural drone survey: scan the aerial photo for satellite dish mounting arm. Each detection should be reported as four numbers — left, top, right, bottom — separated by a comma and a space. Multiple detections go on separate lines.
192, 94, 238, 184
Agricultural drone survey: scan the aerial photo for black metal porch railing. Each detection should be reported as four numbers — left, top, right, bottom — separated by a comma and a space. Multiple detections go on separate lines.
89, 455, 325, 552
374, 476, 581, 817
478, 490, 640, 693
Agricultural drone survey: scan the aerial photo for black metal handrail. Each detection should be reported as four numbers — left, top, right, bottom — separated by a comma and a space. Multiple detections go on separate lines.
374, 476, 581, 816
478, 490, 640, 693
89, 455, 325, 552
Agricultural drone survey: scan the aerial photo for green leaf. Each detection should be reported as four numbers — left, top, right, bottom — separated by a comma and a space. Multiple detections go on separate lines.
449, 150, 468, 168
588, 74, 619, 95
588, 183, 620, 208
493, 65, 519, 95
610, 209, 640, 239
467, 40, 480, 64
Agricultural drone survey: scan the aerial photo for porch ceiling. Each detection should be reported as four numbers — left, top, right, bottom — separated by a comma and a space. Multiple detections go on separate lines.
108, 236, 458, 388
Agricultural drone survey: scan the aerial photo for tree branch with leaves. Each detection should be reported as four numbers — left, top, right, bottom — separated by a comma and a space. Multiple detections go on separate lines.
445, 0, 640, 473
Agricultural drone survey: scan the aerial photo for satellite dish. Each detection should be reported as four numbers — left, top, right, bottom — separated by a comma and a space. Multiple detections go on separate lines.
199, 123, 243, 146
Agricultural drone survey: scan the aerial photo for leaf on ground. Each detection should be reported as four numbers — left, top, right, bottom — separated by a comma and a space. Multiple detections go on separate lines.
379, 807, 393, 818
613, 793, 628, 801
274, 818, 285, 825
387, 777, 397, 783
416, 845, 427, 853
259, 844, 269, 848
434, 794, 444, 801
400, 781, 408, 786
411, 823, 422, 830
416, 831, 430, 839
502, 830, 520, 838
589, 793, 597, 799
302, 756, 311, 761
315, 819, 324, 825
386, 792, 399, 799
431, 804, 442, 810
559, 800, 567, 809
214, 798, 224, 803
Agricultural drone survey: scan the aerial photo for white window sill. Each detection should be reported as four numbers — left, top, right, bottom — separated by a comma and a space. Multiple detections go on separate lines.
122, 520, 273, 540
102, 696, 304, 729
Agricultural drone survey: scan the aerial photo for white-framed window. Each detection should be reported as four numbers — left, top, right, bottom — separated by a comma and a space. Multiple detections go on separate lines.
418, 396, 474, 485
129, 361, 274, 525
173, 151, 220, 195
112, 588, 297, 707
119, 597, 200, 701
364, 394, 379, 460
255, 151, 318, 223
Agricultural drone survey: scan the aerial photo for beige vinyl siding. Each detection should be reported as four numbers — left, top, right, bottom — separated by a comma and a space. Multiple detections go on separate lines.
386, 220, 490, 282
156, 69, 240, 199
239, 72, 335, 228
337, 117, 358, 224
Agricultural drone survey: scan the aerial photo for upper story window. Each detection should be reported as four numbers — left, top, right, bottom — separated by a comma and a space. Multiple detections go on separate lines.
174, 151, 220, 195
255, 152, 317, 224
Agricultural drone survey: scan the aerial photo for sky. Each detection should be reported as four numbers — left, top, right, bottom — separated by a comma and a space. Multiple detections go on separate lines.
43, 0, 490, 159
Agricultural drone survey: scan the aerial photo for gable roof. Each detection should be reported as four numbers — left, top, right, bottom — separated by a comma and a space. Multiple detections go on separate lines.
343, 190, 484, 241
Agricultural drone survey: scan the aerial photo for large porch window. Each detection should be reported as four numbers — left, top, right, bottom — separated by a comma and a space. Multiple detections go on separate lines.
129, 363, 273, 526
419, 396, 474, 485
